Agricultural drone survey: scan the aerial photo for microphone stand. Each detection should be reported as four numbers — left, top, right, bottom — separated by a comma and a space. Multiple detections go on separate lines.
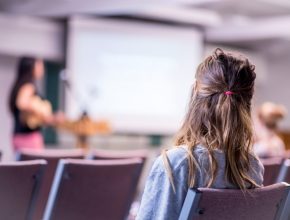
58, 70, 111, 150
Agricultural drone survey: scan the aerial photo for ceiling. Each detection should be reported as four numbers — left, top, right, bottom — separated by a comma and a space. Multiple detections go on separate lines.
193, 0, 290, 18
1, 0, 290, 52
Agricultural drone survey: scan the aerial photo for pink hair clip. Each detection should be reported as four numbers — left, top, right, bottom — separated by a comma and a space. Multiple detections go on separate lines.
224, 91, 235, 96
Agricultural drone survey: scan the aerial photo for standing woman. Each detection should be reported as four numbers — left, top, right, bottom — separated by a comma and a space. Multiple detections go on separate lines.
9, 57, 53, 152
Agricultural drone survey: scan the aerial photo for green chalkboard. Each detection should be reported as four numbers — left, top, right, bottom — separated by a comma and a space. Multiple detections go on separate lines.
43, 61, 63, 145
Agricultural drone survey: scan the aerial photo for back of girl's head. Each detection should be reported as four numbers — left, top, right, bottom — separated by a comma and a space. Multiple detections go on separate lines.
9, 56, 37, 113
175, 48, 258, 189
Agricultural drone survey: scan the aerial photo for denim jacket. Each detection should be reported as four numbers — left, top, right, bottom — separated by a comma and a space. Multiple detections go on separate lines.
136, 145, 264, 220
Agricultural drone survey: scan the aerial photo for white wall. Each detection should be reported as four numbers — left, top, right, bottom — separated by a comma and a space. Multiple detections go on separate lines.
0, 54, 18, 161
0, 13, 64, 61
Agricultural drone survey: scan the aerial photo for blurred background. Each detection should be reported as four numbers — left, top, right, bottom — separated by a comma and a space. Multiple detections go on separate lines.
1, 0, 290, 161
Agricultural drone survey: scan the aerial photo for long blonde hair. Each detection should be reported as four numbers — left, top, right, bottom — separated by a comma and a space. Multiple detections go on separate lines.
163, 48, 260, 190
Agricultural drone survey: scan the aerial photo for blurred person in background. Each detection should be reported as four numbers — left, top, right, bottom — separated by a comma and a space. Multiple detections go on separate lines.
8, 57, 55, 152
254, 102, 287, 158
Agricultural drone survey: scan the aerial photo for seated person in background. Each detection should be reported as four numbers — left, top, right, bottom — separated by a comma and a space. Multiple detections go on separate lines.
8, 57, 58, 152
254, 102, 287, 158
136, 48, 264, 220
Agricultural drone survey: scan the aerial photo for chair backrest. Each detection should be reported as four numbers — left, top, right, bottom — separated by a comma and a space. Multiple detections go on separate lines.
179, 183, 290, 220
261, 157, 283, 186
277, 159, 290, 183
88, 149, 149, 179
17, 148, 85, 220
0, 160, 46, 220
88, 148, 148, 163
43, 158, 143, 220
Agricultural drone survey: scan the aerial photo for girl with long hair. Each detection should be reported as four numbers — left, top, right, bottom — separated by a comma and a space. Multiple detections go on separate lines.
137, 48, 264, 220
9, 57, 53, 152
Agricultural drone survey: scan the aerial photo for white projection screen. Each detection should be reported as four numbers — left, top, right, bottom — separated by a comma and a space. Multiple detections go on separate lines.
66, 17, 203, 135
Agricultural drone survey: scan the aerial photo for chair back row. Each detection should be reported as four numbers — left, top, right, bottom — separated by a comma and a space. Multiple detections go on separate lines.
44, 158, 142, 220
0, 160, 46, 220
17, 149, 85, 220
179, 182, 290, 220
178, 155, 290, 220
0, 157, 143, 220
13, 148, 148, 220
262, 157, 290, 186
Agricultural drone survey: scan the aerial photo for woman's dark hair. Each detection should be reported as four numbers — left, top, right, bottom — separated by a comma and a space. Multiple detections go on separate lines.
9, 57, 37, 113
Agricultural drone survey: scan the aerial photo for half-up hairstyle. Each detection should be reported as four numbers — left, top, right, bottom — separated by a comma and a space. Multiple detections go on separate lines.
164, 48, 260, 190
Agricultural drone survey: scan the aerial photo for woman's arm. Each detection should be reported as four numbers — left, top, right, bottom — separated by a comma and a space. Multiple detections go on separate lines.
16, 83, 53, 126
16, 83, 36, 112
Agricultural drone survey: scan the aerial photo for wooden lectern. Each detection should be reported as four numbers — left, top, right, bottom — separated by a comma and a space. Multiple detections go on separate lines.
57, 112, 111, 150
